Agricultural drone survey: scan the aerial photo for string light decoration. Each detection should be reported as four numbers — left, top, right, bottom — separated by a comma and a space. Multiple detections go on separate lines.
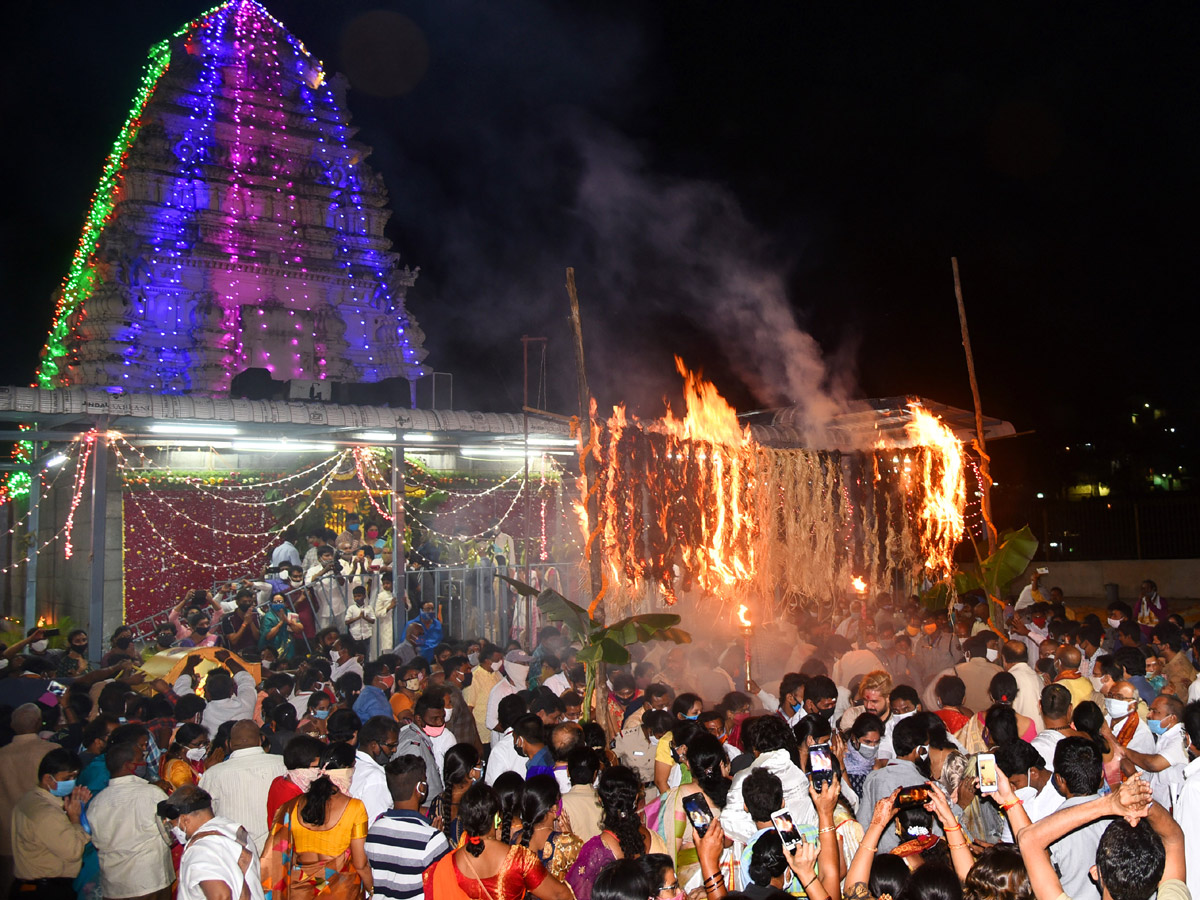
62, 432, 98, 559
3, 443, 81, 538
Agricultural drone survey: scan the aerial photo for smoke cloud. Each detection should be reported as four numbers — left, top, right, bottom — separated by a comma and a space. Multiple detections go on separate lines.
350, 1, 855, 440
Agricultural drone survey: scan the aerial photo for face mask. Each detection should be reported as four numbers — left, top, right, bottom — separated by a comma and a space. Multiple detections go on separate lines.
489, 661, 502, 673
133, 763, 151, 781
917, 744, 930, 761
423, 724, 446, 738
923, 623, 938, 635
1107, 617, 1122, 628
371, 747, 391, 766
172, 825, 189, 845
460, 672, 473, 688
157, 635, 174, 648
444, 707, 455, 719
405, 678, 421, 692
906, 625, 919, 636
192, 626, 209, 636
313, 708, 330, 720
72, 643, 88, 656
1148, 717, 1171, 736
985, 648, 999, 663
50, 778, 76, 797
816, 707, 835, 721
682, 713, 699, 721
31, 640, 48, 653
348, 523, 360, 532
891, 709, 916, 726
271, 602, 286, 613
377, 675, 395, 692
114, 637, 132, 649
855, 741, 879, 762
1032, 616, 1047, 628
468, 652, 480, 667
1105, 698, 1132, 720
1015, 785, 1039, 803
185, 746, 207, 762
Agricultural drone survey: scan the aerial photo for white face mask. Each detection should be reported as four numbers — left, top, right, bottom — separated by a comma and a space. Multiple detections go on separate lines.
1105, 698, 1133, 720
489, 661, 502, 673
444, 707, 455, 718
31, 640, 48, 653
185, 746, 207, 762
172, 825, 188, 845
986, 648, 999, 663
1015, 785, 1039, 803
1107, 617, 1122, 629
890, 709, 916, 725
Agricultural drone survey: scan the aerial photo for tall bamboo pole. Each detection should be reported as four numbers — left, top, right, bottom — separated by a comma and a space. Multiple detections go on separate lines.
952, 257, 998, 555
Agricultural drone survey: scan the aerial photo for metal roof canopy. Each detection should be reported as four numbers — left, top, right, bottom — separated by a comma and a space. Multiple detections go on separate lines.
0, 385, 572, 450
747, 396, 1018, 450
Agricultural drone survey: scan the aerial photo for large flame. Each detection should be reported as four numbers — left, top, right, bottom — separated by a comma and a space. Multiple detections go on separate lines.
905, 404, 966, 574
660, 357, 751, 446
851, 575, 868, 594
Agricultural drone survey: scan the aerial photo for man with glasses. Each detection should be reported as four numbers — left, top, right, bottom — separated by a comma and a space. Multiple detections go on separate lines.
352, 716, 403, 825
366, 756, 450, 900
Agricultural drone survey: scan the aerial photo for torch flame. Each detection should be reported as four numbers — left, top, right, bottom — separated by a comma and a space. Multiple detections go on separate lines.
905, 404, 966, 574
851, 576, 868, 594
737, 604, 751, 627
36, 616, 47, 627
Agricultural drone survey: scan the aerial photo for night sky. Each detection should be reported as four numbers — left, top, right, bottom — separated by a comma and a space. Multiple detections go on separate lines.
2, 2, 1196, 513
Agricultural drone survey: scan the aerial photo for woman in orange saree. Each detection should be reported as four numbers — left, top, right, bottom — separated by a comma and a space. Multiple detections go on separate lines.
423, 782, 573, 900
261, 742, 373, 899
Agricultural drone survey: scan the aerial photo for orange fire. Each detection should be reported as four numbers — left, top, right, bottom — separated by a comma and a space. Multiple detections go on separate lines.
905, 404, 966, 574
660, 357, 751, 446
737, 604, 752, 627
851, 575, 868, 594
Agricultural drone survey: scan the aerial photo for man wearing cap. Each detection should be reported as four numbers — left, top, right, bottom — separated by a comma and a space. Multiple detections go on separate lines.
159, 785, 264, 900
484, 650, 531, 745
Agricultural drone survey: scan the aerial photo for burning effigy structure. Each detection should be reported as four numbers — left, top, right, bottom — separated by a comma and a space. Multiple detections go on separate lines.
575, 360, 968, 629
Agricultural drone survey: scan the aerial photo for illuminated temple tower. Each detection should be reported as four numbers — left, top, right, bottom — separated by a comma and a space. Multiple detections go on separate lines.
39, 0, 427, 397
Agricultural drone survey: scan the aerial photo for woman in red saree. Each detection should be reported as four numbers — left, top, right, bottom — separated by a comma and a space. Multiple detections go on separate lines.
261, 742, 373, 899
424, 782, 573, 900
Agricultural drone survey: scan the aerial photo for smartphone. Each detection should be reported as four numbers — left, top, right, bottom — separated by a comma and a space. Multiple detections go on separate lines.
682, 792, 714, 839
895, 786, 931, 806
46, 680, 68, 696
1036, 567, 1050, 576
41, 628, 60, 638
770, 807, 803, 850
807, 742, 834, 790
978, 752, 999, 795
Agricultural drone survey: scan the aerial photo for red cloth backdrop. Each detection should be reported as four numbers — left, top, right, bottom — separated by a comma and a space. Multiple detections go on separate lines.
122, 488, 276, 623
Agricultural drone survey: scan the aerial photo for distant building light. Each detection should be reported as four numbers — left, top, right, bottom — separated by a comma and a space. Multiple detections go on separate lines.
1036, 492, 1045, 499
1050, 542, 1060, 548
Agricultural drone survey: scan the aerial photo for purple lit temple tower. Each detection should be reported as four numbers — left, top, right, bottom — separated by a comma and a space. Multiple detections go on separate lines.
40, 0, 427, 398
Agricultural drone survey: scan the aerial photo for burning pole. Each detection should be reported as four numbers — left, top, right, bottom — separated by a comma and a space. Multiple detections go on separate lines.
951, 257, 998, 556
737, 604, 752, 690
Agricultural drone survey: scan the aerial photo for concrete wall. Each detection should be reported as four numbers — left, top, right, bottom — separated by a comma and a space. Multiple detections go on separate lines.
1012, 559, 1200, 602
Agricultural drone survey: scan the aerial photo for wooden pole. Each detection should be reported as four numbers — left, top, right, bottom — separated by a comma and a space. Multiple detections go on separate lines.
952, 257, 999, 555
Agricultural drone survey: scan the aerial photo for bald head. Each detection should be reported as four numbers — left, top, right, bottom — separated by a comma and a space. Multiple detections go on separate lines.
1109, 680, 1138, 702
229, 720, 262, 751
1001, 640, 1028, 668
10, 703, 42, 735
1055, 645, 1082, 670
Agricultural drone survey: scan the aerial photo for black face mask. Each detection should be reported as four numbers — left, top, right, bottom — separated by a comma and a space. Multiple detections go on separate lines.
114, 637, 132, 649
157, 634, 174, 648
460, 672, 473, 688
815, 706, 835, 721
193, 625, 209, 635
72, 643, 88, 656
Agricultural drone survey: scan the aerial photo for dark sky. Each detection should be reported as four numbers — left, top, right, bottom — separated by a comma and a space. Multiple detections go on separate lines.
1, 2, 1196, 503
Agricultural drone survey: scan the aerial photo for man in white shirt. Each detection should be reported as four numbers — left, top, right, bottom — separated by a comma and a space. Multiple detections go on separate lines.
1116, 694, 1188, 809
87, 739, 173, 900
346, 586, 377, 656
721, 718, 816, 842
160, 785, 265, 900
485, 697, 529, 785
1030, 684, 1074, 773
173, 651, 258, 738
351, 717, 401, 825
1105, 680, 1157, 758
1001, 640, 1045, 731
198, 721, 286, 852
416, 696, 456, 775
330, 636, 364, 683
1171, 702, 1200, 897
484, 652, 530, 744
305, 546, 351, 631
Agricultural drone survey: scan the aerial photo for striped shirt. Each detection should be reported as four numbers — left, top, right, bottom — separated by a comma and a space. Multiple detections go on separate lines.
364, 808, 451, 900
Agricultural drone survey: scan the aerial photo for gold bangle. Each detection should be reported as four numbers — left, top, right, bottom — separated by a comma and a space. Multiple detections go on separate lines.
817, 824, 837, 835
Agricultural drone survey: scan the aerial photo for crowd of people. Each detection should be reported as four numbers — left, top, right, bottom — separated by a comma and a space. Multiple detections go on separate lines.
0, 572, 1197, 900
